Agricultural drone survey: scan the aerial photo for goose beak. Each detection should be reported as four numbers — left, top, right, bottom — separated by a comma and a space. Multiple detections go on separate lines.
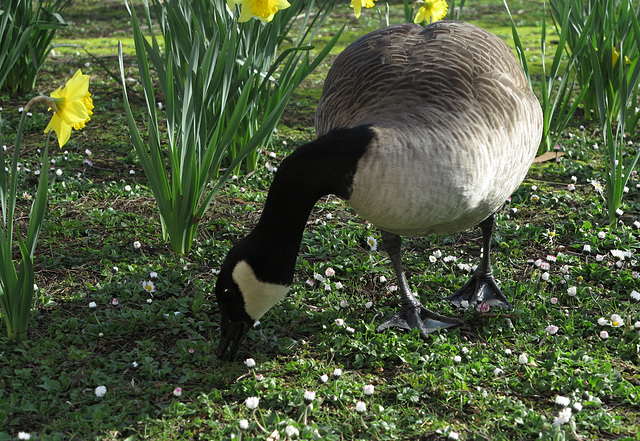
217, 315, 250, 361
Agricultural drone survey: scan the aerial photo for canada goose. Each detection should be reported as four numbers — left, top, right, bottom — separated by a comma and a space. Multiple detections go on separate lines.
215, 21, 543, 360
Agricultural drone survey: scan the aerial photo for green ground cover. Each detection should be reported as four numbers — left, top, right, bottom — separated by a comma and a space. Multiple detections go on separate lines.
1, 0, 639, 440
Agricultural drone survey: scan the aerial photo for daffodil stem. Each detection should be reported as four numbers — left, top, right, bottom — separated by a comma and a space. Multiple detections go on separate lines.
24, 96, 57, 114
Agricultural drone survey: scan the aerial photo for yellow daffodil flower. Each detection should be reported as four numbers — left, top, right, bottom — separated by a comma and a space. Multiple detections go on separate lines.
350, 0, 376, 19
414, 0, 448, 24
227, 0, 291, 23
44, 69, 93, 147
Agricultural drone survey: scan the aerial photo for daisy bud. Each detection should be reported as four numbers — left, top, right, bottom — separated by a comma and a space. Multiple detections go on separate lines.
285, 425, 299, 437
545, 325, 559, 335
245, 396, 259, 410
477, 301, 490, 312
94, 386, 107, 397
306, 278, 314, 287
304, 390, 316, 405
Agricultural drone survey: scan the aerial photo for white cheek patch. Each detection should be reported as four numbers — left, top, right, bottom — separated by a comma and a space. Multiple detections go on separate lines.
232, 260, 290, 321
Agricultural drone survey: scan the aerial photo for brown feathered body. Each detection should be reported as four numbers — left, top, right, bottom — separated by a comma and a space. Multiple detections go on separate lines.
315, 21, 542, 236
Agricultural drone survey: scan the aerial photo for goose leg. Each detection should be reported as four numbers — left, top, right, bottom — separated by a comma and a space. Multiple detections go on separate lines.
445, 214, 513, 310
376, 230, 461, 338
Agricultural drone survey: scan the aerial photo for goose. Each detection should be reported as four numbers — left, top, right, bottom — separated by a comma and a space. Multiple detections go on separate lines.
215, 21, 543, 360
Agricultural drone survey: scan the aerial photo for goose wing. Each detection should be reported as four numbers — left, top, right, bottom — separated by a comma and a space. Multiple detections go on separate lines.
315, 21, 537, 138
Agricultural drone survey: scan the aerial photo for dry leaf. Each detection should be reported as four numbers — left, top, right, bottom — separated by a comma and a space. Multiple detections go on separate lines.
534, 151, 565, 163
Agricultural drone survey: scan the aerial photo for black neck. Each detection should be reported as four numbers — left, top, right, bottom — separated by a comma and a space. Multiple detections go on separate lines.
229, 125, 374, 285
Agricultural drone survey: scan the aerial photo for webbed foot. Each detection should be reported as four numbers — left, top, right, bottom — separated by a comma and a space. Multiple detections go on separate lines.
376, 304, 462, 338
445, 272, 512, 310
445, 214, 513, 311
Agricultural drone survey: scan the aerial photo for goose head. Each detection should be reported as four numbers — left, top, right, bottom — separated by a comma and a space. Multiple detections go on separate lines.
216, 242, 292, 360
215, 258, 253, 360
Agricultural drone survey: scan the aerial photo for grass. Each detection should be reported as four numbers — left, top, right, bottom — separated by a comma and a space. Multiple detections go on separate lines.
1, 0, 640, 439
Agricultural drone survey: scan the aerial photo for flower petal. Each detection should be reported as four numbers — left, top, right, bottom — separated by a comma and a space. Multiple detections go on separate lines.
45, 114, 72, 147
351, 0, 362, 18
238, 0, 253, 22
60, 70, 90, 102
60, 100, 89, 125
